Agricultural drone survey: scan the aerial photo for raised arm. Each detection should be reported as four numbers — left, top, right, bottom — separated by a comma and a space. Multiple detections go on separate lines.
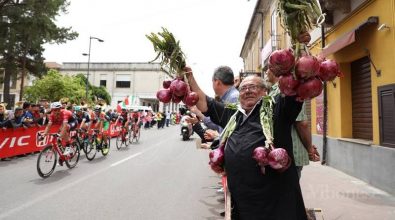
184, 67, 208, 113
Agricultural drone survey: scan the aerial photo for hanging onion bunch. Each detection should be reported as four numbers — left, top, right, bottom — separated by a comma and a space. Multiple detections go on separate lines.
147, 28, 199, 106
146, 27, 186, 76
269, 0, 343, 101
277, 0, 324, 44
252, 96, 292, 174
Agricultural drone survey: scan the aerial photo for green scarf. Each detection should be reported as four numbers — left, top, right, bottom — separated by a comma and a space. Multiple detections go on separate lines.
221, 96, 275, 149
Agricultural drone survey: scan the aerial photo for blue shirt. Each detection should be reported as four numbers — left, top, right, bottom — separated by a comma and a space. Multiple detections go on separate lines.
202, 87, 240, 133
221, 86, 239, 104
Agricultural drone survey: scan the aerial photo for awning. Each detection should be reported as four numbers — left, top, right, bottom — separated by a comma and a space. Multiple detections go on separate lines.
320, 16, 378, 57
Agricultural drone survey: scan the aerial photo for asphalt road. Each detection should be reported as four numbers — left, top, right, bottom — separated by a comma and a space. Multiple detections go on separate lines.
0, 125, 224, 220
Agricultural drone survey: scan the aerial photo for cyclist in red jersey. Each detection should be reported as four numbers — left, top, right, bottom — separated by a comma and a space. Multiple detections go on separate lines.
43, 102, 77, 161
44, 101, 77, 139
130, 109, 141, 137
116, 107, 130, 130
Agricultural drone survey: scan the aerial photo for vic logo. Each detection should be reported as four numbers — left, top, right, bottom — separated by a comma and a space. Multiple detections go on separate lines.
0, 135, 30, 149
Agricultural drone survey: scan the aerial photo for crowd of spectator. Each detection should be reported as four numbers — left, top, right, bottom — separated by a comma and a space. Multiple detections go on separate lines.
0, 100, 51, 129
0, 99, 183, 131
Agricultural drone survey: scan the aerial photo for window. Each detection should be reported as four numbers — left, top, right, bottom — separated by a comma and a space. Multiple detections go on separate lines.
100, 80, 107, 87
116, 74, 131, 88
0, 69, 4, 89
100, 74, 107, 87
378, 84, 395, 147
10, 73, 17, 89
116, 81, 130, 88
271, 10, 278, 50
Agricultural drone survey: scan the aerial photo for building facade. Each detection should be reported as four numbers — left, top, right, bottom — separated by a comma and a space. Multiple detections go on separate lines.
0, 69, 34, 109
309, 0, 395, 195
59, 62, 180, 112
240, 0, 395, 195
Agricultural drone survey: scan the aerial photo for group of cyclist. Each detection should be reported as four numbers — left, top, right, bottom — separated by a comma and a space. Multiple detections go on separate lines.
42, 101, 141, 161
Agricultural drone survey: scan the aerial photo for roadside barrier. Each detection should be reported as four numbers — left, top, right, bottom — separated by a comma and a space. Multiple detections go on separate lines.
0, 122, 121, 159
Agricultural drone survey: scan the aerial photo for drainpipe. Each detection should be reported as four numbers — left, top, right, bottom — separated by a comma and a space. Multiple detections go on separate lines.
321, 23, 328, 165
257, 11, 264, 70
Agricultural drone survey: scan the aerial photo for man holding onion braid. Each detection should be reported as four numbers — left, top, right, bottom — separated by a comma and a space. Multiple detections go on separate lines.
185, 66, 307, 220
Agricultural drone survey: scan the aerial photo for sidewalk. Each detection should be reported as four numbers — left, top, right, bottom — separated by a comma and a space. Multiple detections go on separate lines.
300, 162, 395, 220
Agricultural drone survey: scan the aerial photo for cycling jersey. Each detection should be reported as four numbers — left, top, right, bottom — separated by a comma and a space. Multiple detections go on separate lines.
131, 112, 140, 123
76, 111, 90, 124
48, 109, 77, 130
119, 111, 129, 126
131, 112, 140, 119
48, 109, 76, 125
95, 111, 110, 131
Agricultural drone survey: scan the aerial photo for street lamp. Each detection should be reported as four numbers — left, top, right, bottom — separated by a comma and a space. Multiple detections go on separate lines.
82, 36, 104, 99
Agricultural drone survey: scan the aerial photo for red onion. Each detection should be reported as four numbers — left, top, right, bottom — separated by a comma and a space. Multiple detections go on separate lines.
297, 32, 311, 44
268, 49, 295, 77
295, 55, 320, 79
209, 147, 224, 166
252, 146, 270, 166
296, 77, 323, 101
156, 89, 172, 103
209, 161, 224, 174
317, 59, 342, 82
183, 92, 199, 107
162, 80, 172, 89
171, 95, 183, 104
268, 148, 290, 170
170, 79, 188, 97
278, 74, 300, 96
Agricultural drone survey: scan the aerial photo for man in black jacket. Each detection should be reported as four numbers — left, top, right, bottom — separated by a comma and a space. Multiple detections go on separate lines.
185, 67, 307, 220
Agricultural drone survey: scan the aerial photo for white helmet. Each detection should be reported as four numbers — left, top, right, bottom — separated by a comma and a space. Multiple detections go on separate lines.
50, 102, 62, 109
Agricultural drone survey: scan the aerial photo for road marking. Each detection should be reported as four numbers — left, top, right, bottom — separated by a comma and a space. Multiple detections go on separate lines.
110, 152, 142, 167
0, 151, 143, 219
0, 130, 172, 219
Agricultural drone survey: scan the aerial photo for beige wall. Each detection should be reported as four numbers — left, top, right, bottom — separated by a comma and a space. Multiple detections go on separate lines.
59, 63, 169, 108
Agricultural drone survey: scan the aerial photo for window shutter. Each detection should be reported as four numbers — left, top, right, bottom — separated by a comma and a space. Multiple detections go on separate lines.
378, 84, 395, 147
351, 56, 372, 140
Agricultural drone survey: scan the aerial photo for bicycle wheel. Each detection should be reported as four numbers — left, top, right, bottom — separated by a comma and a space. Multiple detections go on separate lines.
85, 137, 97, 161
128, 128, 133, 144
135, 129, 141, 143
65, 142, 80, 169
37, 145, 57, 178
101, 137, 110, 156
116, 133, 124, 150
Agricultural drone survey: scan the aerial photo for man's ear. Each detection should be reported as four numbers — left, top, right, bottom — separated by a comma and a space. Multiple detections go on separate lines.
215, 79, 222, 87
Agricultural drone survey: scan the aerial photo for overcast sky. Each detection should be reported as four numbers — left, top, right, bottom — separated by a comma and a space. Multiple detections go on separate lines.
43, 0, 257, 96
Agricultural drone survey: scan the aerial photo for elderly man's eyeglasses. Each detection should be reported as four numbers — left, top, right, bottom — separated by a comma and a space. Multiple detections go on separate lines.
239, 84, 261, 92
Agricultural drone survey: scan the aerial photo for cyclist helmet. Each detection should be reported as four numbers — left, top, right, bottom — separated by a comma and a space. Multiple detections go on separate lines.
74, 106, 81, 111
94, 105, 102, 112
50, 102, 62, 109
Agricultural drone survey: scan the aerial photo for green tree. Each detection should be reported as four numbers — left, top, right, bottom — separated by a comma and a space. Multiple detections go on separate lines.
0, 0, 78, 107
24, 69, 85, 103
24, 71, 111, 105
91, 86, 111, 104
74, 73, 111, 104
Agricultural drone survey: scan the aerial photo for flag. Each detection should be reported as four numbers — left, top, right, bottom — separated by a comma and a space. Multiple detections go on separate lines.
124, 96, 130, 105
117, 101, 126, 113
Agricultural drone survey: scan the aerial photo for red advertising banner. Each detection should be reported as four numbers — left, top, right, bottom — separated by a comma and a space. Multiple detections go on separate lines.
0, 122, 121, 159
0, 125, 60, 159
